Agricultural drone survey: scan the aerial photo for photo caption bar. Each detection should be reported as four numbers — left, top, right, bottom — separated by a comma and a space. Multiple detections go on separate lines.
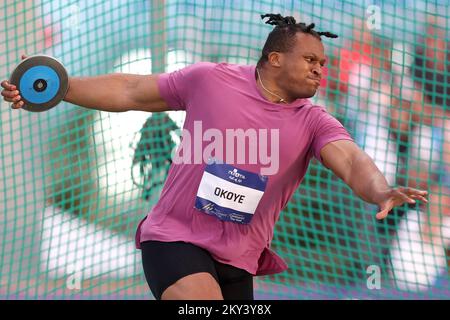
177, 303, 272, 318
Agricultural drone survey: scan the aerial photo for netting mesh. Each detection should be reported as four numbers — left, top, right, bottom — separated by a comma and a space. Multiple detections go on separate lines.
1, 0, 449, 299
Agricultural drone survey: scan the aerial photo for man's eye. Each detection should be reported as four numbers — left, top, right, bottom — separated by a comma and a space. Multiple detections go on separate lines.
305, 57, 313, 62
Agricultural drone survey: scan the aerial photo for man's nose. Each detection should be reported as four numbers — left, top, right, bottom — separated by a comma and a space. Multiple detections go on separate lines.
312, 66, 322, 77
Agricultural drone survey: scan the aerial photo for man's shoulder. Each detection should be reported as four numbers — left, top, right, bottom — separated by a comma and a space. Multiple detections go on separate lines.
182, 61, 249, 75
212, 62, 252, 75
301, 101, 328, 115
301, 102, 341, 124
310, 103, 328, 113
184, 62, 252, 83
184, 61, 218, 73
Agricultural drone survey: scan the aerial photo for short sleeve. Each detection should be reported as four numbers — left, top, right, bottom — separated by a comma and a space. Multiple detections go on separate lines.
157, 62, 216, 111
310, 107, 354, 163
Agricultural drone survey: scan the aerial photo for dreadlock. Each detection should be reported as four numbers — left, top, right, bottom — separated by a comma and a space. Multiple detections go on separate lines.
257, 13, 338, 68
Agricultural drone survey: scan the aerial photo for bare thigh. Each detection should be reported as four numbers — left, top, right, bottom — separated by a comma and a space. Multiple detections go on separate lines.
161, 272, 223, 300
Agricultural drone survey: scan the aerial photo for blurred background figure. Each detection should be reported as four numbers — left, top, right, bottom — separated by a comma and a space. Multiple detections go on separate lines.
324, 17, 399, 269
131, 113, 180, 201
388, 16, 450, 291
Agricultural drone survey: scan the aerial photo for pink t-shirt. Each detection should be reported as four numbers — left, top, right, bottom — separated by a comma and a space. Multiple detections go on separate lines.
136, 62, 353, 276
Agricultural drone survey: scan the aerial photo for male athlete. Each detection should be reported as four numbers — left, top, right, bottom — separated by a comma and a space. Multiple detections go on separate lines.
2, 14, 428, 300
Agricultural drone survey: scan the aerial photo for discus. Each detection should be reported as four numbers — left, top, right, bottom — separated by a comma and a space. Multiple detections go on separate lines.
9, 55, 69, 112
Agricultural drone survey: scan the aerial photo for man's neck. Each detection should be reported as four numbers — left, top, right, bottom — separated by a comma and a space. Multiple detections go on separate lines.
255, 67, 291, 104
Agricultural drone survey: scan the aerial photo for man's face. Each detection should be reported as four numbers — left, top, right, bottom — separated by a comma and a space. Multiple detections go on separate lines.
277, 33, 326, 99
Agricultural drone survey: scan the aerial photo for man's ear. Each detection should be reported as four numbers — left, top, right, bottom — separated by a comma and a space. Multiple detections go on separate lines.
267, 52, 282, 68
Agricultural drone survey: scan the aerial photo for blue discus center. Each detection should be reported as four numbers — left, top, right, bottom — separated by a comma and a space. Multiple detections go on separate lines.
19, 66, 60, 104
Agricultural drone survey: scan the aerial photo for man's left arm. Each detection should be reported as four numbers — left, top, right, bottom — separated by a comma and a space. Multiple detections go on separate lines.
320, 140, 428, 220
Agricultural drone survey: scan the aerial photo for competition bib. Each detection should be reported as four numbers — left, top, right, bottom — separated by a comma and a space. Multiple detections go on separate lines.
194, 161, 268, 224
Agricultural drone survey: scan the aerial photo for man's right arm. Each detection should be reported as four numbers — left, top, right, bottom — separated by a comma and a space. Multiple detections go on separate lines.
64, 73, 169, 112
2, 73, 169, 113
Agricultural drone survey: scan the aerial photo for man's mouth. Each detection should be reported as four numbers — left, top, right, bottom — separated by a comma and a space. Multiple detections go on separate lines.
307, 77, 321, 86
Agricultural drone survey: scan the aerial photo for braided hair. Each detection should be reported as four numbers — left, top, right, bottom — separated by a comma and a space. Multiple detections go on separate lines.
257, 13, 338, 68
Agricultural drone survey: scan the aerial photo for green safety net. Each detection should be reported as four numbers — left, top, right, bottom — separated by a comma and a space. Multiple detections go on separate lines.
1, 0, 449, 299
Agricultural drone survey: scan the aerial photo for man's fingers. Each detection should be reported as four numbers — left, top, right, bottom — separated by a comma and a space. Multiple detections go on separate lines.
2, 81, 22, 107
376, 185, 428, 221
400, 187, 428, 196
1, 80, 16, 90
376, 198, 394, 220
2, 55, 27, 106
403, 188, 428, 203
410, 194, 428, 203
1, 89, 20, 99
11, 101, 24, 109
396, 191, 416, 204
376, 208, 389, 220
418, 196, 428, 203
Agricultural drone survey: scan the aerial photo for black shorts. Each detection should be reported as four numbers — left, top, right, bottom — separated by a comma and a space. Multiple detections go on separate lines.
140, 240, 254, 300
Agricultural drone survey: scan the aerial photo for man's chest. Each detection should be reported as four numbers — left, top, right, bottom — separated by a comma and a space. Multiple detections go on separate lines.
184, 95, 314, 175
